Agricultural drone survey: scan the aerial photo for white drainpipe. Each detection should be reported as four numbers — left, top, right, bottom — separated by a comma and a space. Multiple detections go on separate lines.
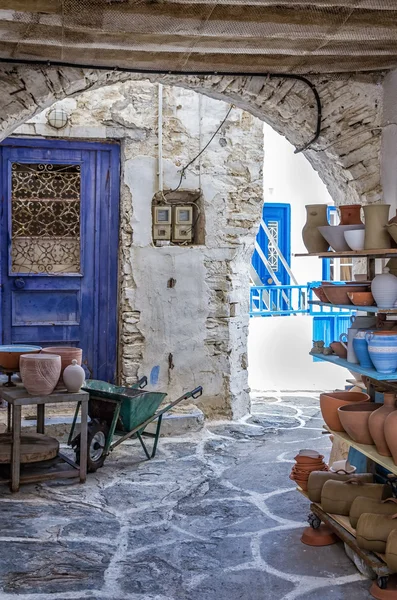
158, 83, 163, 191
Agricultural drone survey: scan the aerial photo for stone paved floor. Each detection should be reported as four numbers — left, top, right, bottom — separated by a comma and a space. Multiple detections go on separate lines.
0, 393, 374, 600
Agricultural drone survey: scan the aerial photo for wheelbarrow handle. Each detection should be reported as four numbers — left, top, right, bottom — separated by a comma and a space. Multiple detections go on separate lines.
189, 386, 203, 400
137, 376, 148, 389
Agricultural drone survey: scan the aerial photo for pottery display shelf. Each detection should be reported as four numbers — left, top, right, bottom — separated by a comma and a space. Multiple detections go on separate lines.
0, 387, 88, 492
309, 301, 397, 315
309, 353, 397, 382
295, 249, 397, 259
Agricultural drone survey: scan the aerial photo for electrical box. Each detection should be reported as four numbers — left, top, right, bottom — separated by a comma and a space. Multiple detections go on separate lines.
153, 206, 171, 241
172, 206, 193, 242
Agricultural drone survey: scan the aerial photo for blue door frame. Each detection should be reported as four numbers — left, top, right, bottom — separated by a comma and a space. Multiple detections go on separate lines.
0, 138, 120, 382
252, 203, 291, 286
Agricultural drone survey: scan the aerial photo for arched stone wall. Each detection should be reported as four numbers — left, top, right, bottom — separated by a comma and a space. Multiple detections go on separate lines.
0, 64, 383, 205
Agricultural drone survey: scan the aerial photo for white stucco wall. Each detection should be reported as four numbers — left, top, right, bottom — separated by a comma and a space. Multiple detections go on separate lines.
248, 124, 347, 392
15, 80, 264, 419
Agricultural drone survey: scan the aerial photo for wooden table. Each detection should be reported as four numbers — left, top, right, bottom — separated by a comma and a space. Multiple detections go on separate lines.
0, 387, 88, 492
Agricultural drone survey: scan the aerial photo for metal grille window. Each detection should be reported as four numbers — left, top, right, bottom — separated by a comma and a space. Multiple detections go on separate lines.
11, 163, 81, 274
267, 220, 279, 271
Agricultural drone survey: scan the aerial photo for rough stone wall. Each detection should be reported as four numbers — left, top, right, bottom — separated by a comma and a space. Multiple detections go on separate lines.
0, 64, 384, 207
16, 80, 263, 419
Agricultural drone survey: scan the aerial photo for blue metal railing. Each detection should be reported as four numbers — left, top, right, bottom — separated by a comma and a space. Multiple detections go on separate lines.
250, 284, 355, 318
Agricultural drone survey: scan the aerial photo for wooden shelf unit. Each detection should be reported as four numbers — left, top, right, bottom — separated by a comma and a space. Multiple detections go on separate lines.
309, 352, 397, 381
295, 249, 397, 259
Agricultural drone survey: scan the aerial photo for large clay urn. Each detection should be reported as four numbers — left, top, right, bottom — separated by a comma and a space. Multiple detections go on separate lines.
384, 410, 397, 466
302, 204, 329, 253
339, 204, 363, 225
368, 393, 396, 456
364, 204, 391, 249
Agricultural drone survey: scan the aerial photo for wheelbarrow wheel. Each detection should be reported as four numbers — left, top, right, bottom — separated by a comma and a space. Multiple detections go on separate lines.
74, 420, 109, 473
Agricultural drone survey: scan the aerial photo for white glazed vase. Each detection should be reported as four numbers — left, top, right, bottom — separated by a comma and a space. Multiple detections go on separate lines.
371, 268, 397, 308
63, 359, 85, 393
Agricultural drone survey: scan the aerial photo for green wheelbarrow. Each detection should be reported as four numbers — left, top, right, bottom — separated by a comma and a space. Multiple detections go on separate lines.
68, 377, 203, 472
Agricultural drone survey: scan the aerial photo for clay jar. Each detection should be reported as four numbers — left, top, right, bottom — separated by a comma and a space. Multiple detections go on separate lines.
321, 480, 391, 516
320, 391, 370, 432
371, 267, 397, 308
384, 410, 397, 466
368, 393, 396, 456
339, 204, 363, 225
364, 203, 391, 249
386, 529, 397, 573
302, 204, 329, 253
307, 471, 373, 503
41, 347, 82, 384
20, 354, 61, 396
63, 359, 85, 393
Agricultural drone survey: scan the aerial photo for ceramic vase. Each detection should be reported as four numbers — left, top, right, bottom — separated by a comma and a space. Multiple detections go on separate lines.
20, 354, 61, 396
384, 410, 397, 465
366, 332, 397, 374
353, 332, 374, 369
302, 204, 329, 253
63, 359, 85, 393
340, 327, 361, 364
368, 393, 396, 457
364, 204, 391, 249
371, 268, 397, 308
41, 347, 83, 386
339, 204, 363, 225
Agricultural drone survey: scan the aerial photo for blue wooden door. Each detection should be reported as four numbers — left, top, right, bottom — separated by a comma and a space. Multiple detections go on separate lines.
0, 139, 120, 382
252, 203, 291, 285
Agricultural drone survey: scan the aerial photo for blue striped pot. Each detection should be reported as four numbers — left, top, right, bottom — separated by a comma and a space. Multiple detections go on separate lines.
353, 337, 374, 369
366, 332, 397, 374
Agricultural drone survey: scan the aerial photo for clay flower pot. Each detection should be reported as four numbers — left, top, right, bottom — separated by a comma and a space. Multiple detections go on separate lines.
322, 284, 370, 305
339, 204, 363, 225
20, 354, 61, 396
41, 347, 83, 386
330, 341, 348, 359
320, 391, 370, 432
302, 204, 329, 253
384, 410, 397, 466
312, 286, 329, 303
338, 402, 383, 444
347, 292, 375, 306
0, 345, 42, 371
368, 393, 396, 457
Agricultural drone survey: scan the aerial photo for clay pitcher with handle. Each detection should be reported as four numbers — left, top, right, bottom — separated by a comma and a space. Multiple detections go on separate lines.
368, 393, 396, 457
384, 410, 397, 465
302, 204, 329, 253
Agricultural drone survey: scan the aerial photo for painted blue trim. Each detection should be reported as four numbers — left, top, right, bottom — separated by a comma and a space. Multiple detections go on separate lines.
322, 206, 337, 280
2, 138, 119, 152
252, 202, 291, 286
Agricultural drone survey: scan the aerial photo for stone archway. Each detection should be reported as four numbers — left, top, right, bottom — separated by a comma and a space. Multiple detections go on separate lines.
0, 64, 383, 205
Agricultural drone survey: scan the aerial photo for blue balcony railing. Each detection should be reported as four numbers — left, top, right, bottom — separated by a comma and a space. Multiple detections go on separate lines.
250, 284, 355, 318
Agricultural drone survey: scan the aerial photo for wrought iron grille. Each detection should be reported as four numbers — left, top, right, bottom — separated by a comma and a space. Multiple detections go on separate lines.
267, 220, 279, 271
11, 163, 81, 274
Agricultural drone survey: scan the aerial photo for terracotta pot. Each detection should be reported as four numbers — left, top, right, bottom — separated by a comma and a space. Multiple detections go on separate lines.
302, 204, 329, 253
321, 479, 391, 516
364, 204, 391, 249
384, 410, 397, 466
322, 284, 370, 306
41, 347, 83, 387
338, 402, 382, 444
20, 354, 61, 396
350, 496, 397, 529
357, 512, 397, 553
312, 286, 329, 303
0, 345, 42, 371
320, 391, 370, 432
347, 292, 375, 306
386, 529, 397, 573
330, 342, 348, 359
308, 471, 373, 503
339, 204, 363, 225
368, 393, 396, 457
294, 454, 325, 465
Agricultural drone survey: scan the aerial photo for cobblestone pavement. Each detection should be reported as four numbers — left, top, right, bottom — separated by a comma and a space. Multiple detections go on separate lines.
0, 393, 373, 600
